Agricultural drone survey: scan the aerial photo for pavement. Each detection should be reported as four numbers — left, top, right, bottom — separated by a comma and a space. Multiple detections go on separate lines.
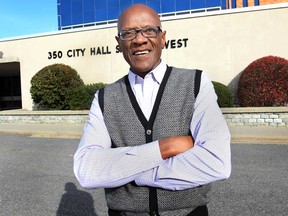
0, 122, 287, 144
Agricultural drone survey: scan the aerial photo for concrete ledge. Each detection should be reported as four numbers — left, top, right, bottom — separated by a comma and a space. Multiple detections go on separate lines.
0, 107, 288, 127
222, 107, 288, 127
1, 109, 288, 143
0, 110, 89, 124
222, 107, 288, 113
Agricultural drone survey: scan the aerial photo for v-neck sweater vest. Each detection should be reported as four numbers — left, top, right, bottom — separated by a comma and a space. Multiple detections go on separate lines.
100, 66, 210, 214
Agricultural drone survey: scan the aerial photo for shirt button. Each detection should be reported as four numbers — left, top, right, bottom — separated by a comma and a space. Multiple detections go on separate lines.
146, 129, 152, 135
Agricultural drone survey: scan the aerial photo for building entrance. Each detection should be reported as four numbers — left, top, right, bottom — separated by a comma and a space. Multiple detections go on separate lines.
0, 61, 22, 110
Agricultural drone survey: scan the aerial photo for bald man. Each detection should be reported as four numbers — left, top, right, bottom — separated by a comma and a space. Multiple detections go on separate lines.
74, 4, 231, 216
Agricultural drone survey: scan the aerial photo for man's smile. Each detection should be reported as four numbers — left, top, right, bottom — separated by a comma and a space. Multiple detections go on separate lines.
133, 50, 150, 56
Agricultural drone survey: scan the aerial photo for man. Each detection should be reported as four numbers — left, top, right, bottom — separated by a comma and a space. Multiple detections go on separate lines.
74, 4, 231, 216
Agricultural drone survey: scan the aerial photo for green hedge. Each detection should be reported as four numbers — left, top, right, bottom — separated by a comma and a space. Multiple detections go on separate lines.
30, 64, 84, 110
212, 81, 234, 107
69, 83, 106, 110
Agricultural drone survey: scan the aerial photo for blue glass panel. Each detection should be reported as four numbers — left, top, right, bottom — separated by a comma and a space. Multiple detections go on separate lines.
62, 14, 72, 26
221, 0, 226, 9
147, 0, 160, 13
95, 0, 106, 20
72, 0, 83, 25
84, 11, 95, 23
175, 0, 190, 11
133, 0, 147, 4
206, 0, 221, 7
95, 8, 107, 21
243, 0, 248, 7
83, 0, 94, 12
190, 0, 205, 9
61, 0, 72, 14
58, 16, 62, 29
107, 0, 119, 8
231, 0, 236, 8
83, 0, 94, 22
121, 0, 132, 4
57, 3, 61, 15
161, 0, 175, 13
95, 0, 107, 8
120, 0, 132, 13
107, 0, 119, 19
107, 7, 119, 20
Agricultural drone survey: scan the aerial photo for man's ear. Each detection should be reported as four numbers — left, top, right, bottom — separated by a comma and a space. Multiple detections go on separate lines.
115, 36, 122, 52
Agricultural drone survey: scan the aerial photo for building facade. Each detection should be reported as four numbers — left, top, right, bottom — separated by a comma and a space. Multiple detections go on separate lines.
0, 3, 287, 110
57, 0, 227, 30
57, 0, 287, 30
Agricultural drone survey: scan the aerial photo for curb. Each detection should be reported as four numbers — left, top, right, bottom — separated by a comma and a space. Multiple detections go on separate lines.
1, 129, 288, 145
231, 136, 288, 145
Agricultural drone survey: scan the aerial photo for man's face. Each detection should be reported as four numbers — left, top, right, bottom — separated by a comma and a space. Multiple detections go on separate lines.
116, 6, 166, 77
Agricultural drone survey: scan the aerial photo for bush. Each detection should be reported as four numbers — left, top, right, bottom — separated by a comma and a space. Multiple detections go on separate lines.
212, 81, 234, 107
237, 56, 288, 107
69, 82, 106, 110
30, 64, 84, 110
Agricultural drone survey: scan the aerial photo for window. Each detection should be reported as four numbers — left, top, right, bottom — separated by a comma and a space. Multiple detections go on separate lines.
83, 0, 95, 23
161, 0, 175, 13
72, 0, 83, 25
175, 0, 190, 11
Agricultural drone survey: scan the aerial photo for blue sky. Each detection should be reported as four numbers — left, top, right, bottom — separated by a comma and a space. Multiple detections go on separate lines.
0, 0, 58, 39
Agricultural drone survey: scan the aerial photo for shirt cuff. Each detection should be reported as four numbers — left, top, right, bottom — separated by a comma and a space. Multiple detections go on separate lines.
127, 140, 164, 167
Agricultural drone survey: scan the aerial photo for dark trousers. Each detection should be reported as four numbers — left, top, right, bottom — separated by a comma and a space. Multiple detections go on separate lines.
108, 205, 208, 216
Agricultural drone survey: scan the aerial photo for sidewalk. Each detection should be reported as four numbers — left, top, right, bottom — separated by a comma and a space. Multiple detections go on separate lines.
0, 123, 83, 139
0, 122, 287, 144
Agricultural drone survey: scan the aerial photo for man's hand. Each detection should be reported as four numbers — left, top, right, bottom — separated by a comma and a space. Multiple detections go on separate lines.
159, 136, 194, 160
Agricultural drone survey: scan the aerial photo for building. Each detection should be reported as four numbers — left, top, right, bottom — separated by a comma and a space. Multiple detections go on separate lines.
0, 2, 287, 110
57, 0, 227, 30
57, 0, 287, 30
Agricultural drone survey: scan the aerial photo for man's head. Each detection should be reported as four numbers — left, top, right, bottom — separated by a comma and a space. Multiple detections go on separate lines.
116, 4, 166, 77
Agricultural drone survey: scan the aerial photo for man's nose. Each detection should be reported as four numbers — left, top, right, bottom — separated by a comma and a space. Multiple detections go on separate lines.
133, 31, 148, 43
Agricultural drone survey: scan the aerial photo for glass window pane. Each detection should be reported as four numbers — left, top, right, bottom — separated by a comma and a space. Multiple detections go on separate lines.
95, 0, 107, 8
147, 0, 160, 13
190, 0, 205, 9
133, 0, 147, 4
83, 0, 94, 22
206, 0, 221, 7
84, 12, 94, 23
176, 0, 190, 11
120, 0, 132, 13
95, 8, 107, 21
107, 7, 119, 20
161, 0, 175, 13
62, 14, 72, 26
72, 0, 83, 24
95, 0, 106, 21
83, 0, 94, 11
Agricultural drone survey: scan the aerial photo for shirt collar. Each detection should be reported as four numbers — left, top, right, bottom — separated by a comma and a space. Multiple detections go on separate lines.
128, 60, 167, 85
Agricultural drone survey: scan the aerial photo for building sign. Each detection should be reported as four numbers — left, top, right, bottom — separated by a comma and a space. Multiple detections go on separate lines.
48, 38, 188, 60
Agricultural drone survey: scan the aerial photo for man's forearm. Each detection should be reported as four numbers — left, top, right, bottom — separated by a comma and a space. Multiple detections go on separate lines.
159, 135, 194, 159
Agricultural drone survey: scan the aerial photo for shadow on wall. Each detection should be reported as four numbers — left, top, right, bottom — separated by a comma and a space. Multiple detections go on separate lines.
228, 71, 243, 106
56, 182, 97, 216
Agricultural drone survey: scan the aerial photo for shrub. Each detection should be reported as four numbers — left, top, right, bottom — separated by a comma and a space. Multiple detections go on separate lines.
30, 64, 84, 110
69, 82, 106, 110
212, 81, 234, 107
237, 56, 288, 107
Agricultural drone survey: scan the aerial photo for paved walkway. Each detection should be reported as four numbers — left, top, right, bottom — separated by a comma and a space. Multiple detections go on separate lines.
0, 122, 287, 144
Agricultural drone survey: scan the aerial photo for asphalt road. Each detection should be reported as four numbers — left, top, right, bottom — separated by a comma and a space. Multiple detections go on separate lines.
0, 133, 287, 216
